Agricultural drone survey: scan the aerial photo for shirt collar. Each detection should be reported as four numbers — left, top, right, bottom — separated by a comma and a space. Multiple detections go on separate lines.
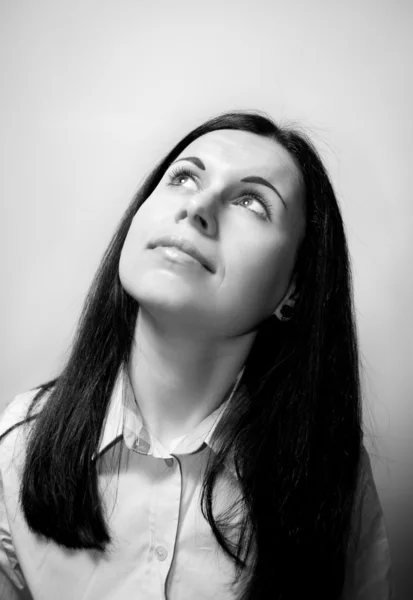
93, 365, 246, 477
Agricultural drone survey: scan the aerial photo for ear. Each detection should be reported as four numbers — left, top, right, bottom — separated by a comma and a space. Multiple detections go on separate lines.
273, 279, 298, 320
277, 278, 298, 310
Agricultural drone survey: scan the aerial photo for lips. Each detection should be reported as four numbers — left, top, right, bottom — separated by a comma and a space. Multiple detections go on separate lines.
149, 235, 214, 273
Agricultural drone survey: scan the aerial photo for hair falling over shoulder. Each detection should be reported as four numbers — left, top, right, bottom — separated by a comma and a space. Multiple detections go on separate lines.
19, 111, 362, 600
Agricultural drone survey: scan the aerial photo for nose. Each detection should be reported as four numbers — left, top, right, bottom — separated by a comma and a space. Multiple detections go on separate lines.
176, 189, 220, 236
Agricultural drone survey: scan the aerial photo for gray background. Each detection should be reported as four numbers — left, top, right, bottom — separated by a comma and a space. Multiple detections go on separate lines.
1, 0, 412, 595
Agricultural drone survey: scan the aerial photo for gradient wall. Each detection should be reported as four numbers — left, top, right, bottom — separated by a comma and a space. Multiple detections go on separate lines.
1, 0, 412, 594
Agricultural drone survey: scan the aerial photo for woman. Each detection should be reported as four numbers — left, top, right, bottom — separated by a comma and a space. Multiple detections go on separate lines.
0, 111, 392, 599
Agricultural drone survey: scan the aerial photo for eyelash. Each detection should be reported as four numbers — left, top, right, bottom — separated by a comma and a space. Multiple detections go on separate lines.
167, 166, 273, 220
168, 166, 197, 186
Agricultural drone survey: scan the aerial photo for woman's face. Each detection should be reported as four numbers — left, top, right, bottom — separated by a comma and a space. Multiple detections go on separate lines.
119, 129, 306, 337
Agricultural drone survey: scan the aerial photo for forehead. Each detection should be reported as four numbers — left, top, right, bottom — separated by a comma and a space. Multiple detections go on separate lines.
179, 129, 303, 190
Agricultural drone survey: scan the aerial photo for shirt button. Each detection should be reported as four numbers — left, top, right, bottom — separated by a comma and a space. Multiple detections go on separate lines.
155, 546, 168, 561
165, 458, 174, 467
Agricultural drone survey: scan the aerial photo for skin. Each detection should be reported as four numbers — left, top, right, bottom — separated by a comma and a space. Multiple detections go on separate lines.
118, 129, 306, 447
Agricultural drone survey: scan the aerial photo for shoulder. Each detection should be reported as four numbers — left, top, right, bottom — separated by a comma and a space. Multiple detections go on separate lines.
351, 444, 384, 533
355, 444, 384, 521
0, 388, 53, 487
0, 391, 46, 595
342, 444, 394, 598
0, 387, 50, 445
356, 445, 373, 494
359, 444, 374, 478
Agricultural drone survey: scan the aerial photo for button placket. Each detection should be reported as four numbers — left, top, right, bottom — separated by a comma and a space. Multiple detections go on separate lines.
151, 454, 182, 586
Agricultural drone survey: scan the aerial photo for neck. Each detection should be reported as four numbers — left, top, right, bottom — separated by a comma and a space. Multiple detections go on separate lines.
127, 307, 256, 447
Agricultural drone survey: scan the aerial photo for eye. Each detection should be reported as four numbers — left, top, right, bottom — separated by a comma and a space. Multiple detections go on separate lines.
167, 166, 198, 188
235, 189, 273, 221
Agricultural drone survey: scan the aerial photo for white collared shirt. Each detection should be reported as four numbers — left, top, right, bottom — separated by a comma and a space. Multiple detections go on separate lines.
0, 370, 393, 599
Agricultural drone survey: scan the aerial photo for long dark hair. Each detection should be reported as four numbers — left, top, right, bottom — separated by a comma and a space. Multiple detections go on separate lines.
16, 111, 362, 599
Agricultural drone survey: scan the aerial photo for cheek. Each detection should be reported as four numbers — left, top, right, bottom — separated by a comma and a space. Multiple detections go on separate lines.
220, 239, 295, 310
120, 201, 157, 262
118, 215, 148, 290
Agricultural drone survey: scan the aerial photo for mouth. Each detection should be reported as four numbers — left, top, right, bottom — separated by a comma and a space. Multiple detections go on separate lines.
148, 236, 214, 273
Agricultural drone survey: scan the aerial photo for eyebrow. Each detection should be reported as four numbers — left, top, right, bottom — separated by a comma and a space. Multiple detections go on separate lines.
173, 156, 206, 170
172, 156, 287, 209
240, 176, 286, 209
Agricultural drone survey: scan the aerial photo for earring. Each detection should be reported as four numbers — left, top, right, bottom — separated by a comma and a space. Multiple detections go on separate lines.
274, 304, 294, 322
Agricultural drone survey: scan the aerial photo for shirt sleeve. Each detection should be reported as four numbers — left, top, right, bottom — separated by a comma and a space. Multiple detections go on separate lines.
0, 479, 31, 600
0, 421, 32, 600
341, 446, 394, 600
